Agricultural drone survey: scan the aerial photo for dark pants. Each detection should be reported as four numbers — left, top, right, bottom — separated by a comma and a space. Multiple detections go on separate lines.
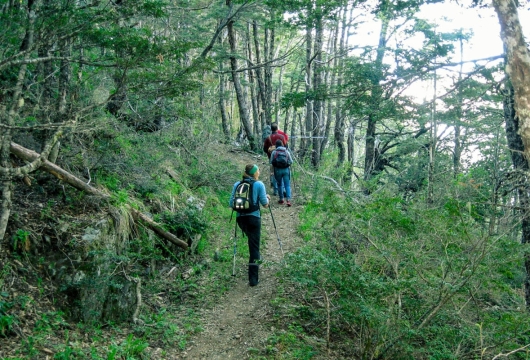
236, 215, 261, 285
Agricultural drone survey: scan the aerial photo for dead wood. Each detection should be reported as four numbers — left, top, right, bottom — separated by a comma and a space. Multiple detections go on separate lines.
10, 141, 189, 250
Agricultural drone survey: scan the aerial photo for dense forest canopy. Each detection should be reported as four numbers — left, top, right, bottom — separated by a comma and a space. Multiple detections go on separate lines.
2, 0, 530, 358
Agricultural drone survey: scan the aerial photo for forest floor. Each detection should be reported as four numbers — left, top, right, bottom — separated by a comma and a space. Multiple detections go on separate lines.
179, 150, 305, 359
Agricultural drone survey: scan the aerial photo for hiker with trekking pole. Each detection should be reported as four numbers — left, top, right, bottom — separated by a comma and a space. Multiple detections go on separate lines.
270, 139, 293, 207
229, 164, 270, 287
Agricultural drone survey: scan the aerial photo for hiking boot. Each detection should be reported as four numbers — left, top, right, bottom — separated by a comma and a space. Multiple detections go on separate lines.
286, 201, 292, 207
278, 200, 284, 204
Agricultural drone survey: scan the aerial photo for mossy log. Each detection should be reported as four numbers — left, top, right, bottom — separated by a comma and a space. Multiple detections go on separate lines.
10, 141, 188, 250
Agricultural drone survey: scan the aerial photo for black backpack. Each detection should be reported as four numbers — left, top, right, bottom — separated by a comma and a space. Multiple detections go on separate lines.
272, 148, 289, 169
232, 179, 259, 213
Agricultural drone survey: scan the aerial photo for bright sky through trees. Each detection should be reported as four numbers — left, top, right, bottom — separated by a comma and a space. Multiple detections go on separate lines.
418, 2, 530, 62
352, 1, 529, 101
413, 2, 530, 98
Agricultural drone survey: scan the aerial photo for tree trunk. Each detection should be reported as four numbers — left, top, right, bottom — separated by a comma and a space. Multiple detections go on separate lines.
285, 59, 302, 139
246, 23, 259, 135
321, 18, 339, 160
363, 6, 389, 187
226, 0, 256, 150
492, 6, 530, 306
427, 69, 437, 204
311, 11, 323, 168
253, 20, 266, 128
503, 79, 530, 310
219, 66, 231, 140
217, 26, 230, 140
453, 37, 464, 178
264, 26, 274, 125
274, 54, 285, 125
335, 2, 349, 167
347, 120, 356, 183
0, 1, 35, 240
302, 24, 313, 160
493, 0, 530, 164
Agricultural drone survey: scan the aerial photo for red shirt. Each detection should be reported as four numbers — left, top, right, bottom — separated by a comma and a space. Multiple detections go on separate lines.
263, 132, 286, 159
277, 130, 289, 145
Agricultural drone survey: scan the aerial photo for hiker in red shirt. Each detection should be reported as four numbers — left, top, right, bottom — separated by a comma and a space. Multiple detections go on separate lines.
263, 124, 286, 156
263, 123, 286, 196
276, 126, 289, 147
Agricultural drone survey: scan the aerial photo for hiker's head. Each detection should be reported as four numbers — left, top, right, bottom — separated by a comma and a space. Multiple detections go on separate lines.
244, 164, 260, 179
271, 123, 278, 132
275, 139, 283, 148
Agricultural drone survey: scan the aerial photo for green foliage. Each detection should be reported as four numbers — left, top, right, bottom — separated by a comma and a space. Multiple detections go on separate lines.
161, 205, 208, 239
11, 229, 30, 252
53, 345, 86, 360
265, 325, 318, 359
0, 292, 16, 337
281, 92, 309, 110
274, 189, 530, 359
106, 334, 149, 359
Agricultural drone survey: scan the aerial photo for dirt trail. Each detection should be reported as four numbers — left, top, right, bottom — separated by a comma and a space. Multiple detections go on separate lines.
181, 151, 302, 359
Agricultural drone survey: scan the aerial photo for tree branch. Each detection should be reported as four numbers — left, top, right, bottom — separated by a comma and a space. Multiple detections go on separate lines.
9, 142, 189, 250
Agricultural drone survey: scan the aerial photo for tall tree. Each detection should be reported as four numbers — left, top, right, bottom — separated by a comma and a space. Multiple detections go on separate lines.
502, 78, 530, 309
363, 0, 389, 186
311, 5, 324, 168
493, 0, 530, 163
226, 0, 257, 150
493, 0, 530, 309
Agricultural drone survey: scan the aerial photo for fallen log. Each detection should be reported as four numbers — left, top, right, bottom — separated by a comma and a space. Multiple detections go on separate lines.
10, 142, 189, 250
129, 208, 189, 249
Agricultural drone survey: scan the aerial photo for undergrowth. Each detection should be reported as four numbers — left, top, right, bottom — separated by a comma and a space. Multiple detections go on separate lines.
270, 182, 530, 359
0, 124, 249, 358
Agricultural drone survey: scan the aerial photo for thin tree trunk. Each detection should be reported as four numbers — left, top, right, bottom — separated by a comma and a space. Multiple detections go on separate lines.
311, 11, 323, 168
302, 25, 313, 160
219, 68, 230, 139
218, 26, 231, 140
252, 20, 266, 129
285, 61, 302, 137
246, 23, 259, 134
453, 37, 464, 178
264, 26, 274, 125
321, 20, 339, 159
226, 0, 256, 150
335, 2, 349, 167
49, 39, 72, 164
346, 120, 356, 183
363, 6, 389, 186
427, 69, 437, 204
274, 59, 284, 125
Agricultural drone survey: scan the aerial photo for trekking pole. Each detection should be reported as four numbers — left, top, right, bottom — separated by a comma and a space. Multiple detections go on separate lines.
268, 205, 285, 258
232, 220, 238, 276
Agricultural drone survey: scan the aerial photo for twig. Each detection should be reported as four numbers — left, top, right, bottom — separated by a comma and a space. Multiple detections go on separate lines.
291, 153, 346, 193
132, 277, 143, 325
323, 288, 331, 355
492, 343, 530, 359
